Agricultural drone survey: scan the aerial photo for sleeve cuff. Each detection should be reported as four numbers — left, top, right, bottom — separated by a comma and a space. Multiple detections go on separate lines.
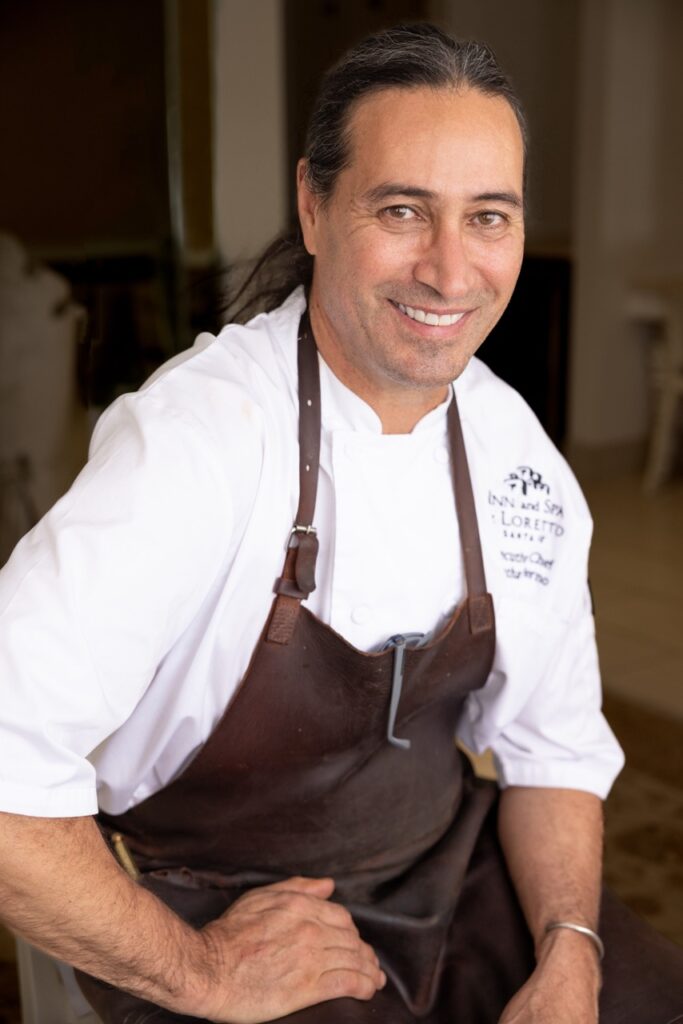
0, 780, 98, 818
493, 750, 625, 800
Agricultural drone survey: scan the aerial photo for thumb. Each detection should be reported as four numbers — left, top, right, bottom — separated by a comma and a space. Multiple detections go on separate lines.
268, 875, 335, 898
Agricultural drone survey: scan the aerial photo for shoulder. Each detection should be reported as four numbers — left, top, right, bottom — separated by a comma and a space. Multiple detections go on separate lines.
90, 289, 306, 503
456, 358, 592, 622
119, 287, 304, 437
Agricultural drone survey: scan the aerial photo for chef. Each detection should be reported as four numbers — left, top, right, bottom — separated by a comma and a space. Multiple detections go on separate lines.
0, 23, 682, 1024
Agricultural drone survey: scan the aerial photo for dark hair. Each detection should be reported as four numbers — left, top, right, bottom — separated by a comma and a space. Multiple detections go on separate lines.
224, 23, 527, 323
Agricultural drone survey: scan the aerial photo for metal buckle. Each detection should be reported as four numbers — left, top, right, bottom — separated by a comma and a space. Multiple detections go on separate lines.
288, 524, 317, 549
381, 632, 427, 750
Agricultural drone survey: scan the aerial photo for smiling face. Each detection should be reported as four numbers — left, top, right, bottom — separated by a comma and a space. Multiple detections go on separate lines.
297, 85, 525, 431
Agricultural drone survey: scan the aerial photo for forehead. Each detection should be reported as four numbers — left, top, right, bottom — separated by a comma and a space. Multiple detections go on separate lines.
339, 85, 524, 200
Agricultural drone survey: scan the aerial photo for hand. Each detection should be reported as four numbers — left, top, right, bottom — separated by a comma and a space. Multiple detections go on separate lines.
499, 929, 600, 1024
195, 875, 386, 1023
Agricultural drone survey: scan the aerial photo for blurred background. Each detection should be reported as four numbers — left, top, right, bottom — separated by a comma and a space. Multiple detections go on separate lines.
0, 0, 681, 1017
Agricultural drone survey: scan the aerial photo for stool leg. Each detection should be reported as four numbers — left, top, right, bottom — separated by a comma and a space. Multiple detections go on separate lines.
644, 384, 681, 491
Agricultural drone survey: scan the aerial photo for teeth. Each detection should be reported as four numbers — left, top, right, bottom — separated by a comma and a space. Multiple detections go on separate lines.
398, 303, 464, 327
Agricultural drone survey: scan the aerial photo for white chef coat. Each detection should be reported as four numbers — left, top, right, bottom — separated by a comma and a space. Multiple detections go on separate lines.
0, 288, 624, 817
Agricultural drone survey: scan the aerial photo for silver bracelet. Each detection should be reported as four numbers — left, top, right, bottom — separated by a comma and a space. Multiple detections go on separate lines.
544, 921, 605, 962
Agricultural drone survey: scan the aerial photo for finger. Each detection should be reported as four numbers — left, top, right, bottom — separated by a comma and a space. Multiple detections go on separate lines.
317, 965, 387, 1003
301, 895, 358, 930
264, 875, 335, 898
322, 926, 378, 958
243, 887, 357, 932
322, 940, 383, 973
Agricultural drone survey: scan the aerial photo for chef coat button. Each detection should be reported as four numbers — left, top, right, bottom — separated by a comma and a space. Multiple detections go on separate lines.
351, 605, 371, 624
434, 445, 450, 465
467, 701, 481, 723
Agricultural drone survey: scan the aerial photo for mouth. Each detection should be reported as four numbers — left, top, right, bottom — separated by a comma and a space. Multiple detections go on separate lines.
391, 300, 467, 327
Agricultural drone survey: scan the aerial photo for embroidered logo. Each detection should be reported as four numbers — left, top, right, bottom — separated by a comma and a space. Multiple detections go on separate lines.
503, 465, 550, 496
487, 465, 565, 587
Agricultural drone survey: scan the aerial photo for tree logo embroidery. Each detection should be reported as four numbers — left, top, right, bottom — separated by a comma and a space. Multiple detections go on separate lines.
503, 466, 550, 497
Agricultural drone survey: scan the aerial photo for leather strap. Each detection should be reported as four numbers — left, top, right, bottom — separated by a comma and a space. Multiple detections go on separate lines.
447, 394, 494, 634
267, 312, 321, 643
294, 310, 321, 531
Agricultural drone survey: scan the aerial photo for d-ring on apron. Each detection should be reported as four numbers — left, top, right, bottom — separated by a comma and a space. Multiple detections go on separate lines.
77, 313, 539, 1022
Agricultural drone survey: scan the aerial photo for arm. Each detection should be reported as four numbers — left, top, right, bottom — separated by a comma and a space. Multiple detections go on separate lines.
497, 787, 603, 1023
0, 812, 384, 1022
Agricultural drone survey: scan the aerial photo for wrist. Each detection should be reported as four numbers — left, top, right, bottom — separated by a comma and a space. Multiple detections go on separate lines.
536, 925, 603, 991
170, 924, 225, 1017
544, 920, 604, 962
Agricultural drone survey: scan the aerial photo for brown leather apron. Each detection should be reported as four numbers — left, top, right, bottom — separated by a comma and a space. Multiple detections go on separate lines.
77, 316, 683, 1024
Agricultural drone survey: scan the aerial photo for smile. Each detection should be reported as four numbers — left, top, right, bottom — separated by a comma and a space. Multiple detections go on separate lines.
395, 302, 466, 327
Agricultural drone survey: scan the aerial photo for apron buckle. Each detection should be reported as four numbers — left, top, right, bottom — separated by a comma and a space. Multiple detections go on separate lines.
381, 632, 427, 750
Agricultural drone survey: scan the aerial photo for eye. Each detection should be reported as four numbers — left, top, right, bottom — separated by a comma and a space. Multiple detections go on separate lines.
473, 211, 507, 229
380, 204, 418, 222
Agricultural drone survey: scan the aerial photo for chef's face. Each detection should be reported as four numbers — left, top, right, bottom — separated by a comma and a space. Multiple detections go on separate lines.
298, 85, 525, 407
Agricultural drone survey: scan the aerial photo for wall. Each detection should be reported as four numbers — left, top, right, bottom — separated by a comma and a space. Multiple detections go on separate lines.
0, 0, 169, 257
171, 0, 215, 264
569, 0, 683, 464
653, 0, 683, 266
212, 0, 288, 265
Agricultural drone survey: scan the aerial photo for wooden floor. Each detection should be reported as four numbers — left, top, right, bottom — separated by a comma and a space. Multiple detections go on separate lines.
583, 473, 683, 720
586, 473, 683, 947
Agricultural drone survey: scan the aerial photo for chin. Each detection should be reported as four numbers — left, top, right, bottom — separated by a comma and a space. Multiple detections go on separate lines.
402, 349, 475, 388
388, 360, 469, 391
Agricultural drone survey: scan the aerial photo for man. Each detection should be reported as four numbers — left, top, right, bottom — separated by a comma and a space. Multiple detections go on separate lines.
0, 24, 681, 1024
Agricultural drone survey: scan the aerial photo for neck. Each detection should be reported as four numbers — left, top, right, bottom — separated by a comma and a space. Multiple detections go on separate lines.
307, 300, 450, 435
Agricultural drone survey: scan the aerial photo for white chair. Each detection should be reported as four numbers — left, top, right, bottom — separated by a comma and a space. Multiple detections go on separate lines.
627, 281, 683, 490
645, 292, 683, 490
15, 936, 101, 1024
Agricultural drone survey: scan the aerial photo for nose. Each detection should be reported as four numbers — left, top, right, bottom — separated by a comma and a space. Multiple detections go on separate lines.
413, 220, 478, 301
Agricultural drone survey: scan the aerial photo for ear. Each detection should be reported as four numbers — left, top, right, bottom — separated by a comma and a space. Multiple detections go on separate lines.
297, 159, 321, 256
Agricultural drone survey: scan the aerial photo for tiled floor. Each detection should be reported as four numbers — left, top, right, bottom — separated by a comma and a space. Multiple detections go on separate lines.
583, 473, 683, 719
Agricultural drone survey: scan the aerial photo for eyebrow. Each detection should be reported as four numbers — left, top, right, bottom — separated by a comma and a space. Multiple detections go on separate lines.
363, 183, 523, 209
476, 190, 524, 209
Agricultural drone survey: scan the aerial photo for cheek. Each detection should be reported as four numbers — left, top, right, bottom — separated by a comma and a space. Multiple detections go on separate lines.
476, 242, 523, 293
352, 233, 423, 284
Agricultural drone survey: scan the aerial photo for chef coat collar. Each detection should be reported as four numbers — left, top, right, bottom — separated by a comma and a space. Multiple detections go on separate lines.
318, 351, 456, 436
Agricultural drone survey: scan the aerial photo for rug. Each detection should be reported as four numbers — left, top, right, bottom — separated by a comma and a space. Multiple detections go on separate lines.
602, 693, 683, 947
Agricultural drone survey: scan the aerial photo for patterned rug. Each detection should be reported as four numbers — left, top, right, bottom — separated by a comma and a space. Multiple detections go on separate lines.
0, 696, 680, 1021
602, 693, 683, 947
604, 763, 683, 944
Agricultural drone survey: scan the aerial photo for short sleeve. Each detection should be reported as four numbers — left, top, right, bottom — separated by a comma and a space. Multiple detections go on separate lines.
458, 586, 625, 799
0, 393, 234, 816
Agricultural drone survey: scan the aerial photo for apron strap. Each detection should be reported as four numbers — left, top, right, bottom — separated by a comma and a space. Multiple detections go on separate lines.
268, 313, 493, 643
267, 312, 321, 644
447, 394, 494, 634
293, 309, 321, 531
